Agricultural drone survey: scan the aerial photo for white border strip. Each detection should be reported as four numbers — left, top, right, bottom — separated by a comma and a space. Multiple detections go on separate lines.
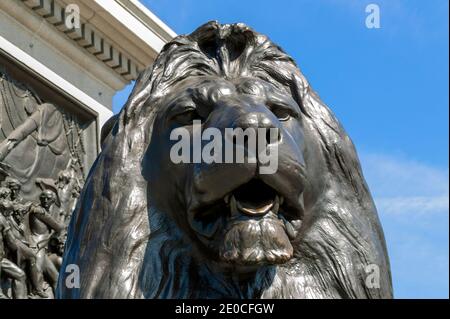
126, 0, 177, 40
95, 0, 169, 53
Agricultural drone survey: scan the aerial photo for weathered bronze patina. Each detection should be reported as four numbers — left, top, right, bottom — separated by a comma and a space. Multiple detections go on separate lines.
58, 22, 393, 299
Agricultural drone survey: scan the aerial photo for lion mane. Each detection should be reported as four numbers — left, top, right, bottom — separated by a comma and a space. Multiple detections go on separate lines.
57, 21, 393, 299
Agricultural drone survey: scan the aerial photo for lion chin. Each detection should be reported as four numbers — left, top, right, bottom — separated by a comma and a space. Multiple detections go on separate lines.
219, 212, 294, 265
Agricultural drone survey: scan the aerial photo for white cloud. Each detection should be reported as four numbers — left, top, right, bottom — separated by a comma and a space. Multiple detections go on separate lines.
375, 195, 448, 215
359, 152, 448, 298
359, 152, 449, 216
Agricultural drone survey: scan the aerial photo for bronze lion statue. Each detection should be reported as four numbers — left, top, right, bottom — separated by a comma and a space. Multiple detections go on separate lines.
57, 22, 393, 298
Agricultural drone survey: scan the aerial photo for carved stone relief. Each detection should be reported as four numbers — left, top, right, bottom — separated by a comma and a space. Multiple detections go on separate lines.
0, 67, 88, 299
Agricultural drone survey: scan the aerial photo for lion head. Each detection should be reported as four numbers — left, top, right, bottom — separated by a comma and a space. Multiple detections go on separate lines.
57, 22, 393, 299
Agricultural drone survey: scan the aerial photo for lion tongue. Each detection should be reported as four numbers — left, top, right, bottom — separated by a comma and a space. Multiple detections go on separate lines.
229, 195, 280, 217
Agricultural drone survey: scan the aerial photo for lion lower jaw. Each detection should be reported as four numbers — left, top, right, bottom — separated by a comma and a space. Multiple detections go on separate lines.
218, 216, 294, 266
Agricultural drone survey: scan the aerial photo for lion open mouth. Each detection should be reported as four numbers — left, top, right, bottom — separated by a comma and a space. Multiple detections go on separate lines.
191, 179, 302, 266
225, 179, 278, 216
223, 179, 300, 240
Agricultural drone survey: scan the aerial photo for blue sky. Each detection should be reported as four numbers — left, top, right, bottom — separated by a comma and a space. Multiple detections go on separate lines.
113, 0, 449, 298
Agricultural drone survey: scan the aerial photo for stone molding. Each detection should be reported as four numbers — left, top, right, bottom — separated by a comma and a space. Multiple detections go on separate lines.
20, 0, 170, 81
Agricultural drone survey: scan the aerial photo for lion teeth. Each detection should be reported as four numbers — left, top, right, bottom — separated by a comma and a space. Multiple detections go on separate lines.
236, 201, 273, 215
224, 194, 231, 204
298, 194, 304, 215
272, 195, 280, 214
229, 195, 239, 216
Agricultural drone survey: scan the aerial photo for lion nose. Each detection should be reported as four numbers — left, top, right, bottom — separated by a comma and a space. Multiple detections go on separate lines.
230, 112, 281, 145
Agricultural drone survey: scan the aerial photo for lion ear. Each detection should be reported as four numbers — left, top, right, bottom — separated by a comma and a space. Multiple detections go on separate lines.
120, 66, 156, 128
100, 114, 119, 145
290, 73, 308, 116
290, 71, 341, 133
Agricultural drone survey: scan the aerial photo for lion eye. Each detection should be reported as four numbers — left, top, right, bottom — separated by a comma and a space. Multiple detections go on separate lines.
271, 105, 293, 121
173, 107, 202, 125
